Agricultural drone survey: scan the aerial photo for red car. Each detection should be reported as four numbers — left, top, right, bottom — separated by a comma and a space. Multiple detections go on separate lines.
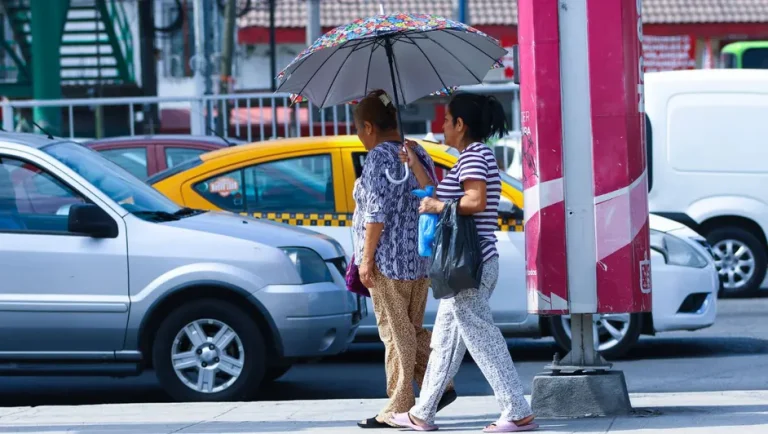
83, 135, 243, 180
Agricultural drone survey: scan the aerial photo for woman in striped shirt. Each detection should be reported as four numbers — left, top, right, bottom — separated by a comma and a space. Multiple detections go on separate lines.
391, 93, 537, 433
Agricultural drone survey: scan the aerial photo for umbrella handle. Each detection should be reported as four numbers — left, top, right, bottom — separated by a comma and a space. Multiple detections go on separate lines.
385, 162, 411, 185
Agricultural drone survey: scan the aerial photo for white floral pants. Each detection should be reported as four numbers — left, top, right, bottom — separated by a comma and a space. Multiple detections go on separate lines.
411, 256, 532, 424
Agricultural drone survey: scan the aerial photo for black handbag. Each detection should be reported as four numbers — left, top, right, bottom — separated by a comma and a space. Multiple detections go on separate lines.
428, 199, 483, 299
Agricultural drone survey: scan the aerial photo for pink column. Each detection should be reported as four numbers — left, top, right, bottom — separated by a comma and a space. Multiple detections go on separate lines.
518, 0, 569, 315
520, 0, 651, 318
587, 0, 652, 313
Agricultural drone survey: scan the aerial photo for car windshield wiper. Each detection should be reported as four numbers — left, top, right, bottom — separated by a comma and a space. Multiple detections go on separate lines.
173, 207, 206, 218
132, 210, 182, 222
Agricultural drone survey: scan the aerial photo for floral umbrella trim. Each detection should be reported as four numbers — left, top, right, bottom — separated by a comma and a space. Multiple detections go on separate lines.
276, 12, 500, 83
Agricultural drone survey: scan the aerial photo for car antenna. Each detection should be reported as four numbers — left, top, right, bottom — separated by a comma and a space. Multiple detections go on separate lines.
30, 120, 54, 140
206, 126, 236, 147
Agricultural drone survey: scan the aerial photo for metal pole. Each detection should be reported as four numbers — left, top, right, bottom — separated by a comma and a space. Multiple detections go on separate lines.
454, 0, 469, 23
269, 0, 277, 91
192, 0, 208, 135
138, 0, 159, 134
307, 0, 321, 46
218, 0, 237, 135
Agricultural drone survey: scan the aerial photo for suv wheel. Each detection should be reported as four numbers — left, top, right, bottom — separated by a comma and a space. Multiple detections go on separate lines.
153, 299, 266, 401
707, 227, 767, 297
550, 313, 642, 360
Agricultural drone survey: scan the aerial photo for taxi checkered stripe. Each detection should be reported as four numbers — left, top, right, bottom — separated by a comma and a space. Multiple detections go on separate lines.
247, 212, 524, 232
249, 212, 352, 227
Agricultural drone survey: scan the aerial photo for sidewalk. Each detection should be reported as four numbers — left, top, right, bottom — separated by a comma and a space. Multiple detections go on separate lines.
0, 391, 766, 433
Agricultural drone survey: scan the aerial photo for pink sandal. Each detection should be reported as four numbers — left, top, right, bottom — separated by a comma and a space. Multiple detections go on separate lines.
482, 420, 539, 433
390, 412, 438, 431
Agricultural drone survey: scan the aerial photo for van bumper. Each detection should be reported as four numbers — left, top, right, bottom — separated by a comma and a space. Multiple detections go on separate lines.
254, 282, 361, 358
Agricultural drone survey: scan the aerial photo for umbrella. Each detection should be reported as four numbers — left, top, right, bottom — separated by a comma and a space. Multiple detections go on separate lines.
276, 12, 506, 184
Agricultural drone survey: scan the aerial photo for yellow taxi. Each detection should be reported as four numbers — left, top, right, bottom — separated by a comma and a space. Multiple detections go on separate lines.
149, 135, 529, 341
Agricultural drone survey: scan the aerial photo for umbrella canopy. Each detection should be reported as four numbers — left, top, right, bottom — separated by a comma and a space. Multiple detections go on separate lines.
276, 13, 506, 109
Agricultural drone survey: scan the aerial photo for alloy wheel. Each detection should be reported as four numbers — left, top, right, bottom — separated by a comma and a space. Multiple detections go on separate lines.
712, 239, 755, 291
170, 319, 245, 394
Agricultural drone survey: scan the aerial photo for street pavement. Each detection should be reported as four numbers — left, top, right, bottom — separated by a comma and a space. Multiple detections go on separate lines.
0, 392, 766, 433
0, 298, 766, 432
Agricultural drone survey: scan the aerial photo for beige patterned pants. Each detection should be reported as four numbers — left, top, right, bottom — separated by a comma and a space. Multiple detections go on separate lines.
370, 267, 454, 422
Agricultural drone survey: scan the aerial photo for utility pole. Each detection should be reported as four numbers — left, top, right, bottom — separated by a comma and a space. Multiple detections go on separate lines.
218, 0, 237, 135
307, 0, 321, 46
454, 0, 469, 24
192, 0, 208, 135
269, 0, 276, 91
138, 0, 159, 134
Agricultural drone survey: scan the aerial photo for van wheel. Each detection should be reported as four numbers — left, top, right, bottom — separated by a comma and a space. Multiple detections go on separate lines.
707, 227, 767, 297
153, 299, 266, 402
550, 313, 642, 360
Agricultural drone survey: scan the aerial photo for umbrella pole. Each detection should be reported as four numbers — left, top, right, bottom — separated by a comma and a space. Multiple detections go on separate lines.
384, 36, 411, 185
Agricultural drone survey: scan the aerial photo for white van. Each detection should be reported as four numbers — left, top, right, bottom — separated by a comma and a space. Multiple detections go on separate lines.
645, 69, 768, 296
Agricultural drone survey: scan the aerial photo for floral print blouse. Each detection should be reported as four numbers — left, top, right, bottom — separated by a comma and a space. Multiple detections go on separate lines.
352, 141, 436, 281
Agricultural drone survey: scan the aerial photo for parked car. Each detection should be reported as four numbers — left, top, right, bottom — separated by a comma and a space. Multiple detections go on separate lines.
645, 69, 768, 296
0, 132, 363, 401
83, 135, 238, 181
149, 135, 718, 359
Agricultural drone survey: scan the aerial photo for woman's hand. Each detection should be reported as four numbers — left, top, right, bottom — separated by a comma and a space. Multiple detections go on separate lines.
398, 139, 419, 167
419, 197, 445, 214
359, 258, 375, 288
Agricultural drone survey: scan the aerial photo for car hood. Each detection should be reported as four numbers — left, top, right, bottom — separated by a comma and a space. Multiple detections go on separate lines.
649, 213, 704, 240
163, 211, 345, 260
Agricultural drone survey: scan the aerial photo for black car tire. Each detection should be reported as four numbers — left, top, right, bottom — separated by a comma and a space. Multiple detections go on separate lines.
153, 299, 266, 402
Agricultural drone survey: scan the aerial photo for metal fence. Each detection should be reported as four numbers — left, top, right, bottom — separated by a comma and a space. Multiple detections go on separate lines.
1, 82, 520, 146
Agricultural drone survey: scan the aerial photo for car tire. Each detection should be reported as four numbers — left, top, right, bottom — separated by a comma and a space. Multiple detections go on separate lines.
153, 298, 266, 402
707, 227, 767, 298
549, 313, 643, 360
264, 363, 293, 382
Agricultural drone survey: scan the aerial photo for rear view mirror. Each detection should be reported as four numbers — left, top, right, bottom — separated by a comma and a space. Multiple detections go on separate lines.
68, 204, 118, 238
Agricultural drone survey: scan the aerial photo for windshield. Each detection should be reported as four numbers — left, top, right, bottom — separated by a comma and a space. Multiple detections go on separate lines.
445, 146, 523, 191
43, 141, 183, 217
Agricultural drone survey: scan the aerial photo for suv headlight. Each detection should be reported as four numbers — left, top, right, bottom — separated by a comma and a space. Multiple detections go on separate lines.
650, 229, 708, 268
280, 247, 334, 284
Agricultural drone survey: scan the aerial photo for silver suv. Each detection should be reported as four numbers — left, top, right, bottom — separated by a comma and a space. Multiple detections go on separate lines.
0, 133, 364, 401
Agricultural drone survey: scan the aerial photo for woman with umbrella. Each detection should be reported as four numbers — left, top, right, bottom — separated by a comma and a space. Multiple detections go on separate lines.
391, 93, 538, 432
350, 89, 457, 428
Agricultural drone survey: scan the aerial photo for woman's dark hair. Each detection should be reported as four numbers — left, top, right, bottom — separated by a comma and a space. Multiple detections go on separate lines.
353, 89, 399, 131
448, 93, 509, 142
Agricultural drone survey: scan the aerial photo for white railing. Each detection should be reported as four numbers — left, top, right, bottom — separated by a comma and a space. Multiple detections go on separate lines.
1, 82, 520, 148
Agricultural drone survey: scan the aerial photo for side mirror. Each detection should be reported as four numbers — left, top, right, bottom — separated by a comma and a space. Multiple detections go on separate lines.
68, 204, 118, 238
512, 45, 520, 85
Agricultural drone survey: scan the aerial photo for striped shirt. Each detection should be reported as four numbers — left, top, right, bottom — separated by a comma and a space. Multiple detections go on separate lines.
436, 142, 501, 263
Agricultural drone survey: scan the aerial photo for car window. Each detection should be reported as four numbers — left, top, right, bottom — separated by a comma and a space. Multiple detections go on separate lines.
0, 156, 87, 233
195, 154, 336, 214
166, 147, 207, 169
98, 148, 149, 180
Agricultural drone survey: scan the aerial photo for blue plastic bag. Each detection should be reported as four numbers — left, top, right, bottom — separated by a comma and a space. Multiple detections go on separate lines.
412, 186, 439, 257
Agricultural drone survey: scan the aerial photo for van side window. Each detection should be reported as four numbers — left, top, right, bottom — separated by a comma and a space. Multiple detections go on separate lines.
0, 157, 87, 233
